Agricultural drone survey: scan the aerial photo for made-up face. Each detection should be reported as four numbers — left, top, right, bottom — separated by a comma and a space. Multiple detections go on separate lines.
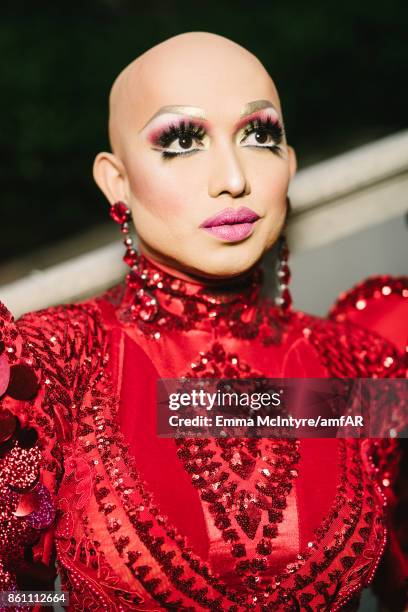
94, 33, 297, 281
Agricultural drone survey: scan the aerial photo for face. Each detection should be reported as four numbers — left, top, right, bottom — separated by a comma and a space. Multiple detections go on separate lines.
95, 34, 296, 281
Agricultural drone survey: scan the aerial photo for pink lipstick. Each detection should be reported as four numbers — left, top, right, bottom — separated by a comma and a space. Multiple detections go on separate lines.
200, 206, 260, 242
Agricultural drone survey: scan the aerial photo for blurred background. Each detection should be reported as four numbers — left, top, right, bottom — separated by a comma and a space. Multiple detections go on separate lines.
0, 0, 407, 314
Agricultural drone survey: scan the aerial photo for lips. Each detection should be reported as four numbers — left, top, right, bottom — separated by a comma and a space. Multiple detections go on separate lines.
200, 206, 260, 228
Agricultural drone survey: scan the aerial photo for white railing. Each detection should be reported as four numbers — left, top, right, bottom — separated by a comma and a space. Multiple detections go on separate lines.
1, 130, 407, 317
288, 130, 408, 250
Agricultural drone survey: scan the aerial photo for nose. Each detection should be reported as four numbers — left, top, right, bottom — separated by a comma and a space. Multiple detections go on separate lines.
208, 138, 250, 199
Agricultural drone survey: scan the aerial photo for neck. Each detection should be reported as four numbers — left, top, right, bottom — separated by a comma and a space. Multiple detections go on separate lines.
119, 248, 265, 334
138, 244, 260, 290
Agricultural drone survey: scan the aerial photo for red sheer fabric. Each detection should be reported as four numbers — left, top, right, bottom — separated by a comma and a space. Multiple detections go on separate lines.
113, 264, 340, 580
117, 329, 340, 576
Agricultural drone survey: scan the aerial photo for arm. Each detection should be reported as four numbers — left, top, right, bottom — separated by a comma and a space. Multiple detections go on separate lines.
0, 301, 62, 598
329, 275, 408, 610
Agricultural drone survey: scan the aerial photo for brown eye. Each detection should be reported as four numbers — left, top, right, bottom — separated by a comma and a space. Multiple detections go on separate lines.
255, 131, 268, 144
240, 117, 284, 153
155, 120, 207, 157
179, 135, 193, 149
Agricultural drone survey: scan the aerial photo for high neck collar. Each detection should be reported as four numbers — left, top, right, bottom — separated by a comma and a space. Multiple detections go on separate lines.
119, 251, 265, 337
137, 251, 261, 289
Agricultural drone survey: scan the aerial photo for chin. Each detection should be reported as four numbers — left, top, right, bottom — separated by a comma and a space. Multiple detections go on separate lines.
187, 246, 263, 280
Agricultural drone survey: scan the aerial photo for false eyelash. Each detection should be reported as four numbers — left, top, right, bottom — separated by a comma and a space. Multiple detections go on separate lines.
242, 117, 283, 142
242, 117, 284, 154
161, 150, 195, 159
154, 117, 284, 159
155, 120, 206, 149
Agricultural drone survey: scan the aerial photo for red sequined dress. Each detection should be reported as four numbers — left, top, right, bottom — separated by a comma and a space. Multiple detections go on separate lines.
0, 253, 407, 611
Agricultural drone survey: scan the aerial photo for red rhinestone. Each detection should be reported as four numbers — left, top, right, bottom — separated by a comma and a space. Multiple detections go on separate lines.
7, 364, 39, 400
277, 264, 291, 284
136, 291, 158, 322
280, 288, 292, 310
256, 538, 272, 555
123, 249, 138, 267
126, 271, 143, 290
170, 279, 182, 291
110, 201, 130, 224
263, 524, 278, 538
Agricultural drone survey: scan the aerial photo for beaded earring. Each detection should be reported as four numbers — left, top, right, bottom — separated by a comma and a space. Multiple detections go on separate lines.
109, 201, 139, 269
274, 197, 292, 312
109, 201, 159, 322
275, 234, 292, 311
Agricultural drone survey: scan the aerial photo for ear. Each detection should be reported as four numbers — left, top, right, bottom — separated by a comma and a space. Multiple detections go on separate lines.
287, 145, 297, 179
93, 152, 129, 204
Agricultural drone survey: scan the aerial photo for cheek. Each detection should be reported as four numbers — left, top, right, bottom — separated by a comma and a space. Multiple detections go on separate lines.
253, 161, 289, 199
250, 160, 289, 231
125, 154, 197, 218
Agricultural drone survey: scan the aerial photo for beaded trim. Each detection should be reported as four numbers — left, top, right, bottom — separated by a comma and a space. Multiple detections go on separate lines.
330, 275, 408, 323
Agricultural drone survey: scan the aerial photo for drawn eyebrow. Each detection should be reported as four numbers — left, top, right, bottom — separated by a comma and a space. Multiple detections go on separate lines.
239, 100, 279, 117
141, 106, 207, 131
141, 100, 281, 133
233, 100, 282, 132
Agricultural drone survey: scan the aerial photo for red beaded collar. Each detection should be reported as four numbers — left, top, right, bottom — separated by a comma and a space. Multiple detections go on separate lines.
117, 252, 267, 338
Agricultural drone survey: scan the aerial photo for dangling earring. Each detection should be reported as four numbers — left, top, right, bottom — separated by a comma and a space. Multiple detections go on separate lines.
274, 197, 292, 312
109, 201, 139, 269
109, 201, 159, 323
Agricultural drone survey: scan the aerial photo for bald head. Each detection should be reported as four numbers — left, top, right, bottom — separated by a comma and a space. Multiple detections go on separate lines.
108, 32, 281, 155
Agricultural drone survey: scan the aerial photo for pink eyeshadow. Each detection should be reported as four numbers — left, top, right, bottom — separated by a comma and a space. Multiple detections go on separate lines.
234, 110, 281, 132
